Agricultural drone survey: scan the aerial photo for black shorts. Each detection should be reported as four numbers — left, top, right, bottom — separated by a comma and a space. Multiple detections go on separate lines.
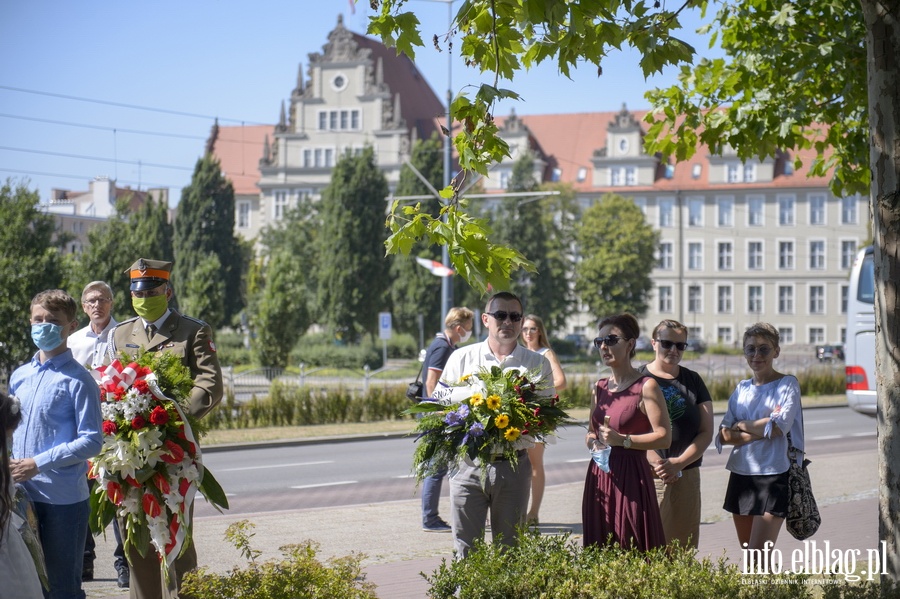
723, 471, 790, 518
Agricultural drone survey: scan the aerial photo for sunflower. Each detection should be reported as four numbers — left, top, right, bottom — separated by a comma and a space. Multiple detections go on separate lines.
486, 394, 502, 410
504, 427, 521, 442
470, 393, 484, 407
494, 413, 509, 428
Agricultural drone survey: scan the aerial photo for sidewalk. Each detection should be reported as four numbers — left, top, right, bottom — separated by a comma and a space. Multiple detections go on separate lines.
85, 486, 879, 598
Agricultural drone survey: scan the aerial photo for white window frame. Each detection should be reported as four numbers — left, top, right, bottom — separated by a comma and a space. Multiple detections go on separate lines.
658, 286, 673, 313
273, 190, 288, 221
688, 197, 704, 227
778, 194, 795, 226
809, 239, 826, 270
688, 242, 703, 271
778, 239, 795, 270
717, 241, 733, 271
841, 195, 858, 224
717, 326, 734, 344
809, 284, 825, 314
779, 326, 795, 344
747, 195, 765, 227
747, 285, 763, 314
717, 284, 733, 314
717, 196, 734, 227
808, 193, 826, 225
747, 240, 764, 270
658, 198, 674, 228
808, 327, 825, 345
237, 200, 250, 229
778, 284, 795, 314
841, 284, 849, 314
687, 284, 703, 313
657, 241, 673, 270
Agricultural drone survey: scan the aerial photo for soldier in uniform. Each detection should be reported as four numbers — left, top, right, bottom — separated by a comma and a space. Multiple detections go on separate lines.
108, 258, 224, 599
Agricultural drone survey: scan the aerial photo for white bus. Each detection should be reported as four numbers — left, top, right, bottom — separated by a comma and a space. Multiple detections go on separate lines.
845, 245, 877, 416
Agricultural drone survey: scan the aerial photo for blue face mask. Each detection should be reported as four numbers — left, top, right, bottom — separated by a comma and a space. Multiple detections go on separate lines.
31, 322, 65, 352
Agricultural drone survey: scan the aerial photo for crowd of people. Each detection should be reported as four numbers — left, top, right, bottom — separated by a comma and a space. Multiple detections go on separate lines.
2, 280, 808, 596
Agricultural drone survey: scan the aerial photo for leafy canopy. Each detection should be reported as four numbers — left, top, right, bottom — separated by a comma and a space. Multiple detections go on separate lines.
370, 0, 701, 292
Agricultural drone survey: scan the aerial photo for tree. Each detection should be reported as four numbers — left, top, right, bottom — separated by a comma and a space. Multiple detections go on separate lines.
492, 152, 576, 333
174, 154, 243, 328
74, 195, 174, 320
641, 0, 899, 579
574, 194, 658, 319
251, 198, 320, 365
317, 147, 391, 342
251, 250, 311, 368
0, 179, 65, 375
387, 135, 445, 339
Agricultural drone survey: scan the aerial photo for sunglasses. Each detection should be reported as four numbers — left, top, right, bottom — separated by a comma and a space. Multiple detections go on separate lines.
655, 339, 688, 351
744, 345, 773, 357
593, 335, 629, 349
486, 311, 523, 323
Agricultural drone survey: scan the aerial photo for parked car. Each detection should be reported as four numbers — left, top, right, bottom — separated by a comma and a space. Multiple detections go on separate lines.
634, 336, 653, 352
563, 333, 590, 351
687, 338, 707, 354
816, 344, 844, 363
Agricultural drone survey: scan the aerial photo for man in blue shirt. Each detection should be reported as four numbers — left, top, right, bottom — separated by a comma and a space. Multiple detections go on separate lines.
11, 289, 103, 599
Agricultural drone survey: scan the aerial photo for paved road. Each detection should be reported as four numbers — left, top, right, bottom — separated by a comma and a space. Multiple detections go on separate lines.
196, 406, 874, 517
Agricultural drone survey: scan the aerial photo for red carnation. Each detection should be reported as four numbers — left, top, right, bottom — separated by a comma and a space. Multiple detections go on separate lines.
160, 440, 185, 464
133, 379, 150, 394
102, 420, 118, 435
107, 481, 124, 505
131, 415, 147, 430
142, 492, 162, 518
149, 406, 169, 425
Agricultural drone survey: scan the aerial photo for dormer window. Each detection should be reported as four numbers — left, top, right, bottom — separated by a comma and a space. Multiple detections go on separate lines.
618, 138, 629, 154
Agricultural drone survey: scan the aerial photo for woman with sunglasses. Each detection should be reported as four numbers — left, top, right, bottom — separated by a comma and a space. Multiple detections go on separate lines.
520, 314, 567, 526
716, 322, 804, 555
638, 320, 713, 548
582, 313, 671, 551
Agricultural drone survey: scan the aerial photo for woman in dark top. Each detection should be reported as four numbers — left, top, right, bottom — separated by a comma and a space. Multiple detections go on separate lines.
639, 319, 713, 548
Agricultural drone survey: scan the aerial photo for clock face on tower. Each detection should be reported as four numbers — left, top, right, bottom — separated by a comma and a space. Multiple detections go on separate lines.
618, 138, 629, 154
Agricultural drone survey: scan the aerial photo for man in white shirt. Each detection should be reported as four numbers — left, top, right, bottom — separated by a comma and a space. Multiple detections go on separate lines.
68, 281, 117, 369
438, 291, 551, 558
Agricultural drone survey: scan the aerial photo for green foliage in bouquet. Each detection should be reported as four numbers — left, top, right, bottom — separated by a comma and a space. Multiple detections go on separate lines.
403, 366, 571, 480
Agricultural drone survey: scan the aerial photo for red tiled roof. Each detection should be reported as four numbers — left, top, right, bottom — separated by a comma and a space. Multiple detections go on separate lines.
208, 124, 273, 195
496, 110, 833, 193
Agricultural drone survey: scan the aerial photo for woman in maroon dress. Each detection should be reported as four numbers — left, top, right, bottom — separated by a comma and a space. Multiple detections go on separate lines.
582, 313, 671, 551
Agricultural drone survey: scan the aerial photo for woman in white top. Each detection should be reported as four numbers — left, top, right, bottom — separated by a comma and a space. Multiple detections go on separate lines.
1, 391, 43, 599
520, 314, 567, 525
717, 322, 805, 552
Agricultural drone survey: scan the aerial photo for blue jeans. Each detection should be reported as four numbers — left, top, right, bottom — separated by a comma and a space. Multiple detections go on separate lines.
34, 500, 89, 599
421, 465, 448, 527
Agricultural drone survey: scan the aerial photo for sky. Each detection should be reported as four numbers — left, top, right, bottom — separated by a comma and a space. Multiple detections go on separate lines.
0, 0, 716, 206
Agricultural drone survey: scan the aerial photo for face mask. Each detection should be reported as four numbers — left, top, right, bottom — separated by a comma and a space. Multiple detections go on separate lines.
31, 322, 65, 352
132, 294, 168, 322
458, 328, 473, 344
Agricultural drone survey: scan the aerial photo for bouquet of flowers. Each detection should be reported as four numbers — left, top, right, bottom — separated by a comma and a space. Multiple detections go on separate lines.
403, 365, 571, 480
88, 351, 228, 578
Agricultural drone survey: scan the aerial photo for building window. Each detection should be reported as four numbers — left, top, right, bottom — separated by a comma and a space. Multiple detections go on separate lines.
747, 195, 764, 226
778, 195, 795, 225
718, 242, 733, 270
625, 166, 637, 186
841, 240, 858, 270
692, 164, 702, 179
809, 240, 825, 270
314, 148, 323, 167
237, 201, 250, 228
317, 109, 362, 131
809, 327, 825, 344
324, 148, 334, 167
499, 170, 511, 189
658, 199, 674, 228
809, 285, 825, 314
717, 285, 733, 314
779, 327, 794, 344
688, 242, 703, 270
841, 284, 849, 314
658, 286, 673, 313
273, 191, 288, 221
688, 285, 702, 313
657, 242, 673, 270
726, 163, 740, 183
778, 240, 795, 270
748, 241, 764, 270
778, 285, 794, 314
303, 149, 312, 168
744, 163, 756, 182
610, 168, 623, 186
809, 194, 826, 225
718, 326, 733, 344
688, 198, 704, 226
717, 196, 734, 227
841, 195, 858, 224
748, 285, 763, 314
726, 162, 756, 183
633, 197, 647, 216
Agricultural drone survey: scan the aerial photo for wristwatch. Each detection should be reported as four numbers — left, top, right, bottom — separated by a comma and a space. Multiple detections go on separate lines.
623, 434, 633, 449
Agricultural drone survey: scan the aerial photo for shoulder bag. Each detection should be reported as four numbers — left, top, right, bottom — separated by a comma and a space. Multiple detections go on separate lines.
406, 368, 424, 402
785, 431, 821, 540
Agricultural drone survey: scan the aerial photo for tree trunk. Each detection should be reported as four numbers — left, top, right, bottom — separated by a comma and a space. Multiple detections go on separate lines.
861, 0, 900, 585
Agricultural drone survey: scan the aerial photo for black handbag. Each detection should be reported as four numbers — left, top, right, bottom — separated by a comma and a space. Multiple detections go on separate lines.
406, 369, 424, 402
785, 431, 821, 540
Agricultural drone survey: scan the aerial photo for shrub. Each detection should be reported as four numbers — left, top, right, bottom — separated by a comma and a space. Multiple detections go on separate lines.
425, 529, 814, 599
290, 343, 382, 369
181, 520, 377, 599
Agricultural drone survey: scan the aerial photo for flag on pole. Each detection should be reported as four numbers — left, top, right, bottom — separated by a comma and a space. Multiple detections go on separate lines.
415, 257, 454, 277
348, 0, 355, 14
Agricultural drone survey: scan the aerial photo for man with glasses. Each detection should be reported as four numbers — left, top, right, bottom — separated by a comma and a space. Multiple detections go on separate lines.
69, 280, 131, 587
435, 291, 552, 558
108, 258, 223, 599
